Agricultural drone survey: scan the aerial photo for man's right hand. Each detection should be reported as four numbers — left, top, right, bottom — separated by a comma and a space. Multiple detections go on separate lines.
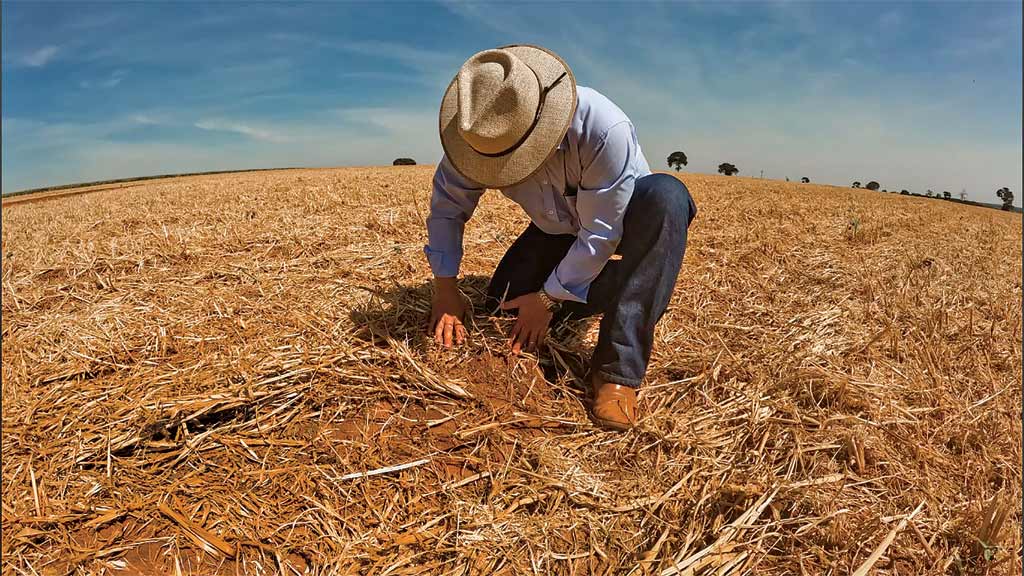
428, 277, 468, 347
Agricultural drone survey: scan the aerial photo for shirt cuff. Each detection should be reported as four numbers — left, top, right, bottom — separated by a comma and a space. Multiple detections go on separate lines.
543, 270, 588, 304
423, 245, 459, 277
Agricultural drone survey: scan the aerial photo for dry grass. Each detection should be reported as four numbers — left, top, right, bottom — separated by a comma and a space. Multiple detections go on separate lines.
2, 166, 1021, 575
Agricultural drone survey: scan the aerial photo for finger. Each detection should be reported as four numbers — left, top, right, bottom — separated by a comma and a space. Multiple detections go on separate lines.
509, 319, 522, 346
510, 321, 525, 354
434, 316, 445, 344
536, 327, 546, 348
527, 328, 540, 352
455, 323, 467, 345
443, 318, 454, 348
518, 326, 535, 353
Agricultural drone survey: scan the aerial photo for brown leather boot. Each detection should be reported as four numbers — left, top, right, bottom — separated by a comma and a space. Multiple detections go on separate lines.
590, 375, 638, 431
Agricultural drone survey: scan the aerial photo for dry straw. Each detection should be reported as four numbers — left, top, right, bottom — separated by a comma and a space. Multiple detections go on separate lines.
2, 167, 1021, 574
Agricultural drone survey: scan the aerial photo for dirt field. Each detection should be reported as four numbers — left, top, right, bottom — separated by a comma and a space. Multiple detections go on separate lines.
2, 166, 1021, 575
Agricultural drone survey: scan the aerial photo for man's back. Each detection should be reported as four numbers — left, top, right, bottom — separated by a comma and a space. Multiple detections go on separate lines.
498, 86, 652, 236
427, 85, 652, 303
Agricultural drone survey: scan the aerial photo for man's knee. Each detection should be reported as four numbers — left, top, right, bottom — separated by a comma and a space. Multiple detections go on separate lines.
632, 173, 696, 224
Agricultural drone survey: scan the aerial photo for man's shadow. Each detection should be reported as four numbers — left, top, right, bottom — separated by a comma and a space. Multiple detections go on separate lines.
348, 275, 594, 393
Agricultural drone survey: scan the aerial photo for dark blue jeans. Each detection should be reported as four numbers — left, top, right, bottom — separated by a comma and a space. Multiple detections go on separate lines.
485, 173, 697, 388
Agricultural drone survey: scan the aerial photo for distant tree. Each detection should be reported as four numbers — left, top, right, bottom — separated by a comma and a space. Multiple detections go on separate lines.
881, 189, 888, 193
942, 190, 951, 199
393, 158, 417, 166
925, 189, 934, 197
865, 181, 880, 191
667, 151, 688, 171
996, 187, 1014, 210
852, 181, 862, 188
718, 163, 739, 176
786, 177, 790, 182
800, 177, 810, 183
900, 189, 910, 195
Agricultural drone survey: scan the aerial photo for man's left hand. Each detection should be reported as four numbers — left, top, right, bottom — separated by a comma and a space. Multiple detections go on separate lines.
500, 292, 553, 354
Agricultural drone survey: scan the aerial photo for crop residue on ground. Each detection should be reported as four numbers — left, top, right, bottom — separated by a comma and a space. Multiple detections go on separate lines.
2, 166, 1021, 574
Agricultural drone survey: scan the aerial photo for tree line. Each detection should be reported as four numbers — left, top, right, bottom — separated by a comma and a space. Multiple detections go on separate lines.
851, 181, 1015, 211
665, 151, 1017, 212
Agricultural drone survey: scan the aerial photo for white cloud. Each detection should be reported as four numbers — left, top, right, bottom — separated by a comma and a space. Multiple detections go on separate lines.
194, 119, 289, 143
333, 107, 436, 135
130, 114, 161, 125
2, 107, 445, 193
80, 69, 127, 89
942, 34, 1008, 58
267, 33, 459, 89
20, 45, 59, 67
2, 113, 167, 154
878, 10, 903, 31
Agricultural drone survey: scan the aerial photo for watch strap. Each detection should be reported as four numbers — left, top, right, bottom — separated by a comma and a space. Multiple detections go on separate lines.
538, 289, 561, 312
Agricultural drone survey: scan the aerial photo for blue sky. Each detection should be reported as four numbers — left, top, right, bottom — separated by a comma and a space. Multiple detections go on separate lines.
2, 1, 1021, 204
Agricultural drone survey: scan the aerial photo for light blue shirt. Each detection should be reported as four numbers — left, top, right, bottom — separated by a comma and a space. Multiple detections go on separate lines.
425, 86, 651, 304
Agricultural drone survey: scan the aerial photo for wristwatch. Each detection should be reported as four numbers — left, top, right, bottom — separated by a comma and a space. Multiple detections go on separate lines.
537, 289, 561, 313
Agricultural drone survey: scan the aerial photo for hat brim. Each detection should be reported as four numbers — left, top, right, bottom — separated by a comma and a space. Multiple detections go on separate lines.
439, 45, 576, 189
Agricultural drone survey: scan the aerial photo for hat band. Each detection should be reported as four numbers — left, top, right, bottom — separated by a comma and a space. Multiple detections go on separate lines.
475, 70, 568, 158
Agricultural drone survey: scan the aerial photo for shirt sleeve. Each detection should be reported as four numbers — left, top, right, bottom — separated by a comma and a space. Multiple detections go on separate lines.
424, 156, 486, 278
543, 121, 638, 303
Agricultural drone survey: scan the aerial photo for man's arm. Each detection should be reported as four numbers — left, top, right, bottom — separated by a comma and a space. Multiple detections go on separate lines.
542, 121, 640, 303
425, 156, 485, 346
425, 156, 486, 277
501, 121, 639, 354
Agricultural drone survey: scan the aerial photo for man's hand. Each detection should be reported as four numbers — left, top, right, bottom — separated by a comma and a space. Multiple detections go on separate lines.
500, 292, 553, 354
429, 277, 468, 347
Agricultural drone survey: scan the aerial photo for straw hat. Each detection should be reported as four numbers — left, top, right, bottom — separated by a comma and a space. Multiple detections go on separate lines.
439, 45, 576, 188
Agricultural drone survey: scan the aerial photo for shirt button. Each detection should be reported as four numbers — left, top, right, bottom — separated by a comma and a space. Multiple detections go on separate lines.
546, 210, 554, 215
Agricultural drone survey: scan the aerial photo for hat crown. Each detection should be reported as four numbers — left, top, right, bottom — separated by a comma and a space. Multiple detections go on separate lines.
456, 49, 540, 155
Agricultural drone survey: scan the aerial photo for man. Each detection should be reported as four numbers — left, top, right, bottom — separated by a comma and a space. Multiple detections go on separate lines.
425, 45, 696, 431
